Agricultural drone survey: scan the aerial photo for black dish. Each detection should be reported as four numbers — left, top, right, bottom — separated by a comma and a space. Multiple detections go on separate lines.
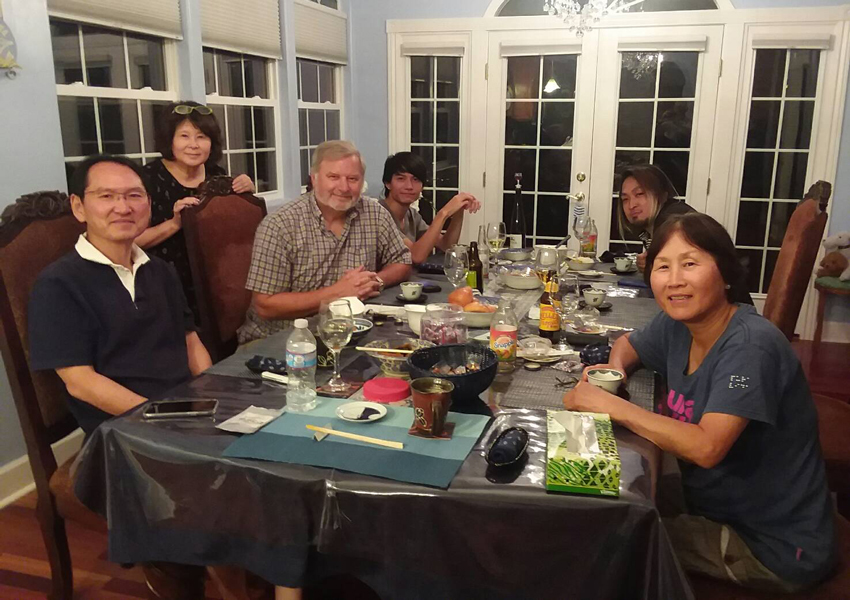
578, 300, 613, 311
396, 293, 428, 304
610, 266, 638, 275
407, 344, 498, 406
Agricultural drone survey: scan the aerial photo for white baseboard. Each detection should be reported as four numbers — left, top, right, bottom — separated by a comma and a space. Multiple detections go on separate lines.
819, 319, 850, 344
0, 429, 84, 510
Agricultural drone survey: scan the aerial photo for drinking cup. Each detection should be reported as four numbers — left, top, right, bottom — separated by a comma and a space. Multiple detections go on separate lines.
401, 282, 424, 300
583, 288, 607, 308
410, 377, 454, 437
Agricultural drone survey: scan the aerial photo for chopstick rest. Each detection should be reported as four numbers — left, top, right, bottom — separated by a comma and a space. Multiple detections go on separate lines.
261, 371, 289, 385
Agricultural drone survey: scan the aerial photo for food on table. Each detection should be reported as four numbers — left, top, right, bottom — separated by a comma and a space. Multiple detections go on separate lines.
447, 286, 475, 307
421, 318, 467, 344
378, 342, 413, 357
463, 301, 497, 313
430, 357, 482, 376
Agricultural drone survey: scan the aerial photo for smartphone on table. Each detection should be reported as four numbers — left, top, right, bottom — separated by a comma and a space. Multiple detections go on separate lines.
142, 399, 219, 420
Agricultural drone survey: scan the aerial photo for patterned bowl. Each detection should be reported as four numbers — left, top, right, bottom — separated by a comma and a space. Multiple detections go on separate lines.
361, 338, 435, 378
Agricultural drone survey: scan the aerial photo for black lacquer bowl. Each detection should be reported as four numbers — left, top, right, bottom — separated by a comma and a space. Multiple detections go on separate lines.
407, 344, 498, 407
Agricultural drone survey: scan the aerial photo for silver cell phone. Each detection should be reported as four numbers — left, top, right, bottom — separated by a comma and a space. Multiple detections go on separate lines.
142, 399, 218, 420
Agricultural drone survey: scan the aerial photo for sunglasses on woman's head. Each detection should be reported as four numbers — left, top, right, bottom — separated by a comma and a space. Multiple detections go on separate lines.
172, 104, 213, 116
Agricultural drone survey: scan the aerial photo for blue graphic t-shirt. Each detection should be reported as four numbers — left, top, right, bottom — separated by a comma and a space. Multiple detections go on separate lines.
629, 305, 836, 586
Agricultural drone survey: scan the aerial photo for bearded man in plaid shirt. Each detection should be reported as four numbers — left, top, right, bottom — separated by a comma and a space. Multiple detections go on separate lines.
238, 140, 412, 344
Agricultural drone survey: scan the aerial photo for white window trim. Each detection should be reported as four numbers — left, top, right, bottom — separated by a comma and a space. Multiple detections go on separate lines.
204, 50, 282, 197
296, 57, 345, 193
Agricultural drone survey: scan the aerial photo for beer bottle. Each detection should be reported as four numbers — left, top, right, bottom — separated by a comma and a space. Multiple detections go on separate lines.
538, 280, 559, 340
467, 241, 485, 293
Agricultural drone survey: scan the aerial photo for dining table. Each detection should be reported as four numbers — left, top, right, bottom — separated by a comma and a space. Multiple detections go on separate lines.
71, 262, 695, 600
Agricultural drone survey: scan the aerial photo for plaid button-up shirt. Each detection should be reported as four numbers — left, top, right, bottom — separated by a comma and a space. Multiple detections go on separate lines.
238, 192, 412, 343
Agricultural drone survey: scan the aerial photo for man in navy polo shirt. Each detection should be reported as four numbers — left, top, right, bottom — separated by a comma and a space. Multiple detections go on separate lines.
28, 155, 212, 436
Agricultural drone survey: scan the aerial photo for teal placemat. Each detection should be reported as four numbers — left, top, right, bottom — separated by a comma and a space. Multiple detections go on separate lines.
223, 397, 491, 488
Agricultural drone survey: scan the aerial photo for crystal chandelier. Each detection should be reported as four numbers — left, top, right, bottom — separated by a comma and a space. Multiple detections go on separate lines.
543, 0, 646, 37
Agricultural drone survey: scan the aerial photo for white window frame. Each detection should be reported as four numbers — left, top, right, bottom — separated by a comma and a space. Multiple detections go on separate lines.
52, 18, 179, 168
296, 57, 345, 193
204, 48, 282, 196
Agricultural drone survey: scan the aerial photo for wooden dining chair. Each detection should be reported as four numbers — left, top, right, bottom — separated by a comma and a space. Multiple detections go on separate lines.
0, 190, 102, 600
762, 180, 831, 341
182, 177, 267, 363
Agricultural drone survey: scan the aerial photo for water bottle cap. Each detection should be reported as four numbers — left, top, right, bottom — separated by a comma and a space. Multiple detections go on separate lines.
294, 319, 308, 328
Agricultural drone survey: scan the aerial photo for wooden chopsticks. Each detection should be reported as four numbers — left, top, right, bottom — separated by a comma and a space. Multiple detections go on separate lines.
306, 425, 404, 449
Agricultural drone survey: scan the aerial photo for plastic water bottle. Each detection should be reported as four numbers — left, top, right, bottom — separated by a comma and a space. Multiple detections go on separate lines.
286, 319, 317, 412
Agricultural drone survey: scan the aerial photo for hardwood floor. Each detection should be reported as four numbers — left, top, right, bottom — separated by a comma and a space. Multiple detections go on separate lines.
1, 340, 847, 598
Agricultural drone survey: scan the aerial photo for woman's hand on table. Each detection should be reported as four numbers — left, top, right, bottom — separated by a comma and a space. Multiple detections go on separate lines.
562, 380, 619, 415
232, 174, 255, 194
171, 196, 200, 227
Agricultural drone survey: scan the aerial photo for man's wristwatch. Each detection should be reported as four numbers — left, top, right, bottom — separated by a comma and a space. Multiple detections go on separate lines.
375, 275, 385, 292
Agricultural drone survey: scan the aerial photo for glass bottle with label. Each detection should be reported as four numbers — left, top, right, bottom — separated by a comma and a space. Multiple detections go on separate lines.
507, 173, 527, 249
466, 241, 485, 293
490, 297, 518, 373
538, 280, 560, 341
477, 224, 490, 281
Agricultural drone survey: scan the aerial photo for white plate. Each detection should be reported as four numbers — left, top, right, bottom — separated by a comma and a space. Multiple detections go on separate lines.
335, 401, 388, 423
473, 331, 491, 342
576, 270, 605, 277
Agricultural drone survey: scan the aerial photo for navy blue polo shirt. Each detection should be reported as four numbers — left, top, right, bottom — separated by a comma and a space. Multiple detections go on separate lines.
28, 244, 195, 436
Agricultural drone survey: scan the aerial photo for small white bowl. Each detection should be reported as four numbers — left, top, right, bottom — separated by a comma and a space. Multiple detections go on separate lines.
400, 282, 423, 300
583, 288, 607, 307
587, 368, 624, 394
404, 304, 427, 335
568, 257, 594, 271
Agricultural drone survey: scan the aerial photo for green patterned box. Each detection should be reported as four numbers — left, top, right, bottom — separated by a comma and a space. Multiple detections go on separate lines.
546, 411, 620, 497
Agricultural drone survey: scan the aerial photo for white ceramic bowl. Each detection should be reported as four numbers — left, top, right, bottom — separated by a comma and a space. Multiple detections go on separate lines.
500, 248, 533, 262
568, 257, 594, 271
502, 272, 543, 290
582, 288, 607, 307
587, 368, 624, 394
338, 296, 366, 316
400, 282, 424, 300
404, 304, 427, 335
462, 311, 495, 328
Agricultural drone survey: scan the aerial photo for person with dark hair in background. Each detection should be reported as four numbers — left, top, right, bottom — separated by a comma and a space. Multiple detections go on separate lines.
379, 151, 480, 264
563, 212, 836, 593
136, 100, 255, 318
616, 164, 695, 271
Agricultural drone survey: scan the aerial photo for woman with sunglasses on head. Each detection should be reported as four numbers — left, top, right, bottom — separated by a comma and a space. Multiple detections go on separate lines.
563, 212, 836, 593
616, 164, 695, 271
136, 100, 255, 318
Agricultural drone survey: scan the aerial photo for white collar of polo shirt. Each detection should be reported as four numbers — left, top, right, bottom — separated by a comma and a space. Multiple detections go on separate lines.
74, 234, 150, 302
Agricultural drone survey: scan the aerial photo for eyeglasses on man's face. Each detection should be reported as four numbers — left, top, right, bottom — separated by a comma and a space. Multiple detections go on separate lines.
172, 104, 213, 116
84, 188, 150, 203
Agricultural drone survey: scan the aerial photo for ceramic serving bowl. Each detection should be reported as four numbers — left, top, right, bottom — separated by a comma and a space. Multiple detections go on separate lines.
568, 256, 595, 271
500, 248, 533, 262
500, 264, 542, 290
361, 338, 435, 378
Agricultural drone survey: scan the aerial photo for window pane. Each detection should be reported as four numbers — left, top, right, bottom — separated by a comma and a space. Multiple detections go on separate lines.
779, 101, 814, 150
82, 25, 128, 88
735, 201, 768, 246
244, 56, 269, 98
256, 151, 277, 192
614, 151, 651, 189
419, 189, 434, 223
411, 56, 433, 99
503, 149, 536, 191
229, 152, 253, 182
227, 105, 251, 150
658, 53, 698, 98
786, 50, 820, 98
540, 102, 574, 147
308, 109, 325, 146
411, 101, 434, 144
319, 64, 335, 103
768, 201, 795, 247
217, 51, 244, 97
436, 101, 459, 144
536, 195, 570, 238
741, 152, 774, 198
538, 149, 571, 193
502, 193, 534, 237
435, 190, 457, 213
320, 0, 338, 8
326, 111, 341, 141
51, 20, 83, 85
763, 249, 780, 294
98, 98, 141, 155
773, 152, 808, 200
620, 53, 658, 99
752, 50, 786, 98
653, 151, 689, 195
655, 101, 694, 148
505, 102, 538, 146
58, 97, 98, 156
507, 56, 539, 100
746, 101, 781, 149
541, 55, 577, 100
299, 109, 308, 146
435, 146, 459, 188
203, 49, 217, 95
617, 103, 654, 147
253, 107, 274, 149
210, 104, 226, 147
140, 101, 170, 154
737, 248, 764, 293
300, 60, 319, 102
411, 146, 434, 186
436, 57, 460, 99
300, 149, 310, 187
126, 32, 165, 90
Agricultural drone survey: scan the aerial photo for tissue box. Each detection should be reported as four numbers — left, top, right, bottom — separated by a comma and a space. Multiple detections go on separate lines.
546, 411, 620, 497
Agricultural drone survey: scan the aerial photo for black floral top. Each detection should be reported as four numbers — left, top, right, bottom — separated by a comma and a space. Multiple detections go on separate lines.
142, 159, 226, 322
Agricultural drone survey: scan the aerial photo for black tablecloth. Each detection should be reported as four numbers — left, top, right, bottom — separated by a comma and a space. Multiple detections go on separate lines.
72, 273, 693, 599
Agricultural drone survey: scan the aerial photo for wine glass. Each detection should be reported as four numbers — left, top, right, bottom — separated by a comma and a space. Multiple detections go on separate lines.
318, 299, 355, 392
536, 247, 559, 286
443, 245, 469, 289
554, 274, 579, 351
486, 222, 507, 263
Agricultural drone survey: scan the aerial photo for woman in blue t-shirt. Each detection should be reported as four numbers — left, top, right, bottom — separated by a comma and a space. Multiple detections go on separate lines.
563, 212, 836, 592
